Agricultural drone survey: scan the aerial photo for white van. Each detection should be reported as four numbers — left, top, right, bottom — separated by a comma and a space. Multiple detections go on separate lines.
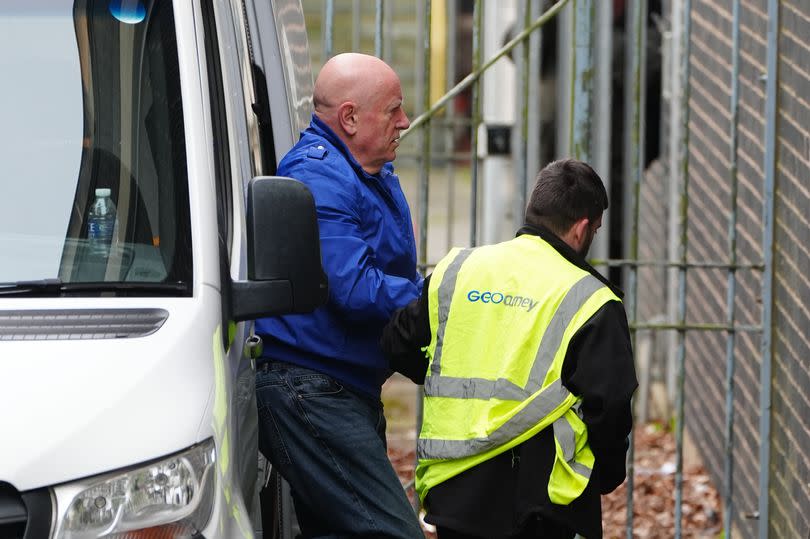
0, 1, 324, 537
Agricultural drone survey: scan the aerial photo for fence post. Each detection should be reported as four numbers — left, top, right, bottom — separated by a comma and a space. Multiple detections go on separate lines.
569, 0, 593, 161
322, 0, 334, 59
591, 0, 613, 272
672, 1, 692, 537
723, 1, 742, 536
759, 1, 779, 536
623, 0, 648, 535
469, 0, 483, 247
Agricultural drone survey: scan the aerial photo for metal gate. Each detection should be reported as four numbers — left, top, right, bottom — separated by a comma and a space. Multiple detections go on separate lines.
300, 1, 809, 537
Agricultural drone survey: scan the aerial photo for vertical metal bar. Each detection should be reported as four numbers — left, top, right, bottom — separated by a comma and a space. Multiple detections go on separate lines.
673, 1, 692, 537
665, 1, 683, 406
525, 0, 541, 191
412, 0, 432, 516
414, 0, 426, 145
593, 0, 613, 176
415, 0, 426, 118
513, 0, 529, 232
445, 0, 457, 252
352, 0, 361, 51
383, 1, 393, 64
469, 0, 483, 247
623, 0, 645, 536
556, 3, 573, 157
591, 0, 613, 270
375, 0, 384, 58
418, 0, 432, 273
569, 0, 594, 160
323, 0, 334, 59
623, 0, 648, 279
759, 0, 779, 536
723, 2, 741, 536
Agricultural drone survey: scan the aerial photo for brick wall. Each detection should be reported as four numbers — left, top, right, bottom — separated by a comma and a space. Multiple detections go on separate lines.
769, 2, 810, 536
685, 3, 764, 537
666, 1, 810, 537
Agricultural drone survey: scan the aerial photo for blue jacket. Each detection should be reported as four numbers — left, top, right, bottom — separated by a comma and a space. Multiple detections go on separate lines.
255, 115, 423, 397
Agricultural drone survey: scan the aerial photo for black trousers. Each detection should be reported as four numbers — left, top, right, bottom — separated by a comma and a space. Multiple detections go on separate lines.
436, 514, 576, 539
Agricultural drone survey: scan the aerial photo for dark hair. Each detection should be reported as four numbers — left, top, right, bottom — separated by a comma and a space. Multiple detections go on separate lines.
524, 158, 608, 236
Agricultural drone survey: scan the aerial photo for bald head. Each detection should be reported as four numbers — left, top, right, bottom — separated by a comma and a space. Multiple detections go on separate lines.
312, 53, 410, 173
313, 53, 396, 112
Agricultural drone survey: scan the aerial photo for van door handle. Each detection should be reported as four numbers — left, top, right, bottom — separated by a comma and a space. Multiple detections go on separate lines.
244, 334, 263, 359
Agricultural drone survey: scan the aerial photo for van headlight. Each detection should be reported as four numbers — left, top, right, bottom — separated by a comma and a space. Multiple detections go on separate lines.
53, 439, 216, 538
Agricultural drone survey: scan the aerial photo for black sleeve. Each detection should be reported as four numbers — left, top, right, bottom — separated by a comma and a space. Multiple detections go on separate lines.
380, 275, 432, 384
561, 300, 638, 494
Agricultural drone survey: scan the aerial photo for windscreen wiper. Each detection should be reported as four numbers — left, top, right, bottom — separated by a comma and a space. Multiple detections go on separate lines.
0, 279, 64, 297
0, 278, 190, 297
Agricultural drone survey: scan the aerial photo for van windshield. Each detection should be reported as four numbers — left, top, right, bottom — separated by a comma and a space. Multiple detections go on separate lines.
0, 1, 192, 295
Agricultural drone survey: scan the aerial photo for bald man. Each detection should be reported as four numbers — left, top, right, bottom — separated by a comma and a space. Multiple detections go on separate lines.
255, 53, 425, 538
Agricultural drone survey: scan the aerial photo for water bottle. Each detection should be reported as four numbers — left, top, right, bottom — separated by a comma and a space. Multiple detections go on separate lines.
87, 188, 117, 257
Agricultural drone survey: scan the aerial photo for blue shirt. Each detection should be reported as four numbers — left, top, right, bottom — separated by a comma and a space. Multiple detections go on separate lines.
255, 115, 423, 397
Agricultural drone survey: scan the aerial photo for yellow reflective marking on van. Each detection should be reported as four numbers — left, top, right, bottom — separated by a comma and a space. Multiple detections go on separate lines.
227, 320, 237, 348
220, 430, 231, 475
213, 326, 255, 537
233, 504, 252, 537
213, 326, 227, 431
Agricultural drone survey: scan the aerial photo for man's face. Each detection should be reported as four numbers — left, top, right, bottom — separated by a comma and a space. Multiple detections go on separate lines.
353, 76, 410, 173
579, 214, 603, 257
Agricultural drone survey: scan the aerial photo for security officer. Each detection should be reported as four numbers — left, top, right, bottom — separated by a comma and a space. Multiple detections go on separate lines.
382, 158, 638, 539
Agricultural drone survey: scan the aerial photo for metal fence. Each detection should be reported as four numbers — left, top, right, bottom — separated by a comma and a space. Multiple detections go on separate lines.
300, 1, 810, 537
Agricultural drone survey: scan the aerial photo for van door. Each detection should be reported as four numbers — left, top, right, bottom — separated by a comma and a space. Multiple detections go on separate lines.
197, 0, 265, 526
197, 0, 314, 532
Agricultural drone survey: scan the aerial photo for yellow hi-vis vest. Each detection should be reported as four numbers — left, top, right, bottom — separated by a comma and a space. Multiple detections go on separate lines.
416, 234, 621, 505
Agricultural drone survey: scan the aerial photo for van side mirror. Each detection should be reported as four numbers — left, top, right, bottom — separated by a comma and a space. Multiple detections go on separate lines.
231, 176, 328, 321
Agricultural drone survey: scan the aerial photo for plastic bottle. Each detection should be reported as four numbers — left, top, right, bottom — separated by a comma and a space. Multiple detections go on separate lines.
87, 188, 117, 257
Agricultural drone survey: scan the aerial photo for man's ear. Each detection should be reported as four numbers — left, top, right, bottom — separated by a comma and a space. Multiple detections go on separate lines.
337, 102, 358, 135
571, 217, 590, 248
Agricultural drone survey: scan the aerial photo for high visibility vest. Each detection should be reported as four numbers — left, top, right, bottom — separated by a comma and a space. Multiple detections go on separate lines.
416, 234, 621, 505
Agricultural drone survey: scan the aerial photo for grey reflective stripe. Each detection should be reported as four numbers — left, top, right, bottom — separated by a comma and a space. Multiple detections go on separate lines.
524, 275, 606, 394
431, 248, 474, 376
552, 415, 592, 479
571, 400, 583, 418
570, 460, 592, 477
417, 378, 571, 459
553, 415, 577, 462
423, 375, 526, 401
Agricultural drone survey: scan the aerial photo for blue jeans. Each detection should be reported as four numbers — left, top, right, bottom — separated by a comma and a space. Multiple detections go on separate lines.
256, 360, 424, 539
